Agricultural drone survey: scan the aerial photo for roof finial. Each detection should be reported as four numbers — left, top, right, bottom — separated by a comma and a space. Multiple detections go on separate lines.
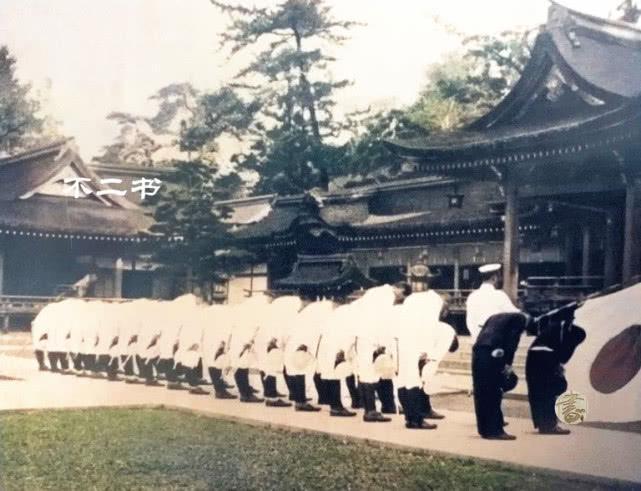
617, 0, 641, 24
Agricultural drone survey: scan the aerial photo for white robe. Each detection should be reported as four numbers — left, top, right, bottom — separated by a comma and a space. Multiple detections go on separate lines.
284, 300, 335, 376
228, 294, 272, 369
254, 295, 302, 377
203, 304, 235, 370
397, 292, 455, 390
80, 300, 102, 356
158, 295, 198, 360
317, 304, 358, 381
201, 304, 225, 369
352, 285, 397, 384
32, 302, 58, 352
176, 304, 206, 369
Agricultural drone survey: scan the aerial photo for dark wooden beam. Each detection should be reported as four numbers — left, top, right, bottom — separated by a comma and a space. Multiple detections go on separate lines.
603, 212, 617, 287
581, 225, 591, 285
502, 171, 519, 302
622, 176, 641, 285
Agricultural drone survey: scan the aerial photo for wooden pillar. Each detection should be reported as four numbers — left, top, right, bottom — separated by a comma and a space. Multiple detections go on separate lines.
503, 173, 519, 302
453, 257, 460, 292
622, 177, 641, 285
0, 249, 4, 295
581, 225, 591, 286
603, 213, 617, 288
564, 229, 574, 276
114, 258, 123, 298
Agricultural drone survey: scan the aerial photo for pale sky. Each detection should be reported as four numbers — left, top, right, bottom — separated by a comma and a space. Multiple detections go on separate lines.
0, 0, 628, 160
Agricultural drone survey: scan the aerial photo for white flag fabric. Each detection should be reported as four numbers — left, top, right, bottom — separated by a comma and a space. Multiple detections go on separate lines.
566, 283, 641, 422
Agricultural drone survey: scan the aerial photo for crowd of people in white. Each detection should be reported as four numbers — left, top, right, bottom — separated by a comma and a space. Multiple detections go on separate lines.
31, 283, 459, 430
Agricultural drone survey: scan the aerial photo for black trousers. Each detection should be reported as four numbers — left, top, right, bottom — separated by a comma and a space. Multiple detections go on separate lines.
263, 374, 278, 398
359, 382, 378, 413
35, 350, 47, 370
472, 346, 505, 437
96, 354, 110, 373
48, 352, 68, 371
121, 355, 135, 376
157, 358, 177, 382
526, 351, 566, 431
234, 368, 253, 399
137, 356, 158, 382
209, 367, 227, 395
290, 374, 307, 404
47, 352, 60, 371
313, 372, 330, 405
377, 379, 396, 413
107, 357, 119, 379
186, 359, 203, 388
283, 367, 296, 401
324, 379, 346, 411
82, 354, 97, 372
398, 387, 425, 425
72, 353, 83, 371
345, 374, 361, 408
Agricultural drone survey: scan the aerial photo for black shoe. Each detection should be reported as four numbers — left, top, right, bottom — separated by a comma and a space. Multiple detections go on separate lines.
405, 421, 437, 430
539, 426, 571, 435
145, 380, 162, 387
250, 386, 260, 394
483, 432, 516, 440
167, 382, 185, 390
503, 421, 509, 427
215, 390, 237, 400
330, 407, 357, 417
424, 410, 445, 420
363, 411, 391, 422
240, 394, 264, 403
266, 399, 293, 408
189, 387, 209, 395
295, 402, 321, 412
107, 376, 123, 382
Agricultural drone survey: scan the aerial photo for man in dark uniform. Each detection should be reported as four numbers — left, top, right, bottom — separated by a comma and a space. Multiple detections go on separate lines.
472, 311, 529, 440
526, 307, 586, 435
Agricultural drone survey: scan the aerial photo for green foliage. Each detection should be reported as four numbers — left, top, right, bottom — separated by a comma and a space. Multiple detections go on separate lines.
342, 109, 428, 176
93, 83, 199, 167
0, 46, 43, 153
407, 30, 532, 132
148, 160, 250, 285
211, 0, 360, 194
0, 408, 614, 491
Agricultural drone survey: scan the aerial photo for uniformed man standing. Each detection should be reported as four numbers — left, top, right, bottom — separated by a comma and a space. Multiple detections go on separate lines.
466, 264, 520, 342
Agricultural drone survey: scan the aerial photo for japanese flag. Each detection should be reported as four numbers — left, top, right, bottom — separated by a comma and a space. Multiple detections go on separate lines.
565, 283, 641, 422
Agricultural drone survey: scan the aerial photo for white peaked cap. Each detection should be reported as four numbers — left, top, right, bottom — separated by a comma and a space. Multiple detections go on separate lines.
479, 263, 502, 274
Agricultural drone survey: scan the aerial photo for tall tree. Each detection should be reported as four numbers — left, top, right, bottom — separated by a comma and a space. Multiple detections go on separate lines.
94, 83, 199, 167
211, 0, 360, 194
407, 30, 533, 132
0, 46, 42, 153
149, 161, 248, 290
148, 86, 258, 291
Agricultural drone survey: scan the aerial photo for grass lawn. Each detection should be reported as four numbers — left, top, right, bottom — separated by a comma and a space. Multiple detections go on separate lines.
0, 408, 630, 490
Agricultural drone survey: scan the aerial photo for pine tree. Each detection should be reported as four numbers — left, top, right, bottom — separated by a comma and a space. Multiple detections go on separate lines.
211, 0, 360, 194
